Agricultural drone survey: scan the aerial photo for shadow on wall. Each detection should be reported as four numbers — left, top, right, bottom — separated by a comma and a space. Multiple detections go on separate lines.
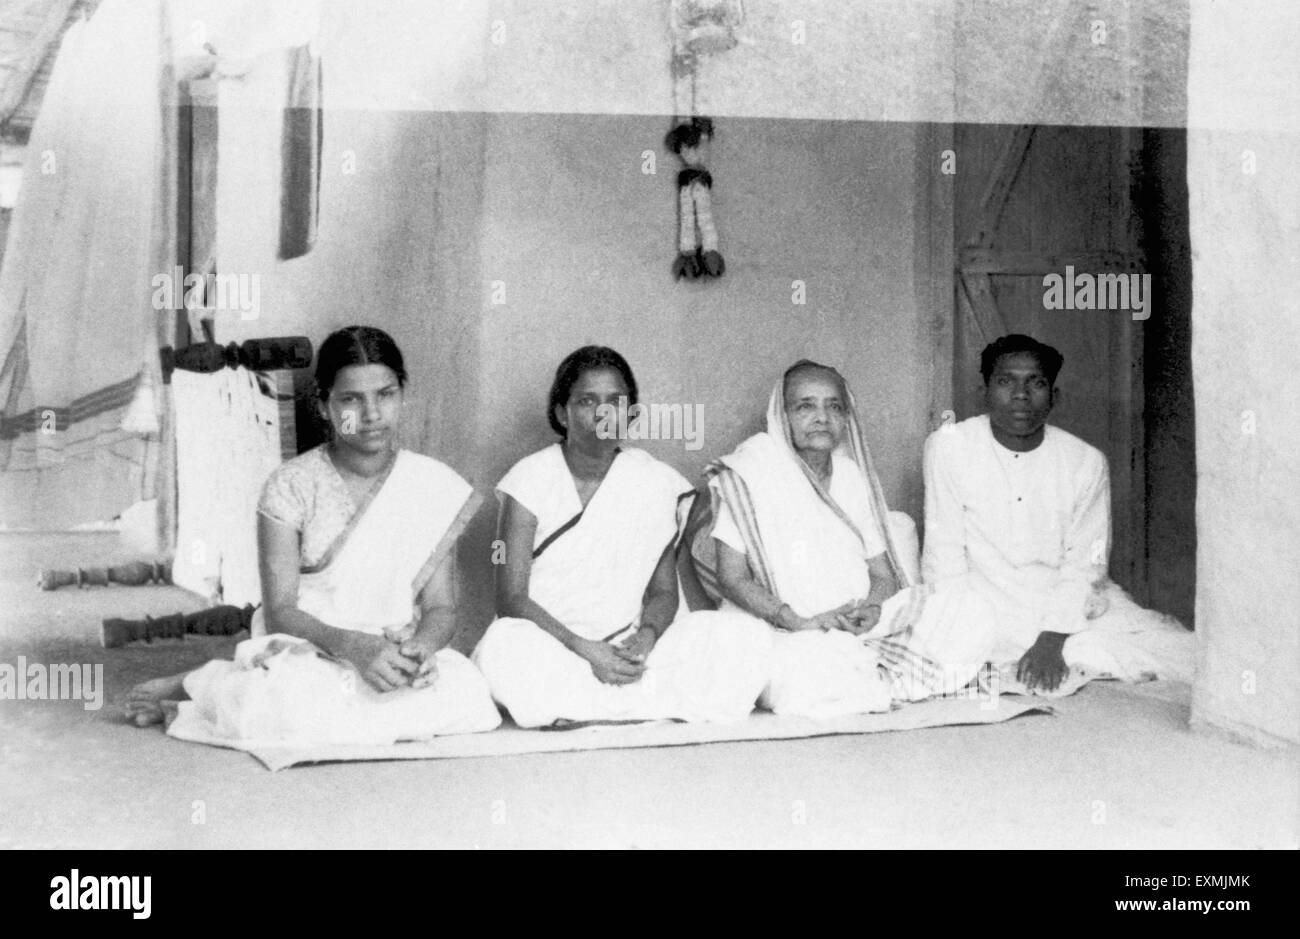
1138, 128, 1195, 628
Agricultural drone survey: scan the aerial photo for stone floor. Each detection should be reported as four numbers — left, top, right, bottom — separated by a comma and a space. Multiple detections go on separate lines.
1, 532, 1295, 849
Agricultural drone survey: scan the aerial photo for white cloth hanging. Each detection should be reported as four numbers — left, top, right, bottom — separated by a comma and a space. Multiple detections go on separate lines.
172, 366, 281, 605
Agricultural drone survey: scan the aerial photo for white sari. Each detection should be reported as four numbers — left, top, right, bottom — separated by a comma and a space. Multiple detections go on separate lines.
168, 450, 502, 747
688, 375, 998, 718
473, 445, 772, 728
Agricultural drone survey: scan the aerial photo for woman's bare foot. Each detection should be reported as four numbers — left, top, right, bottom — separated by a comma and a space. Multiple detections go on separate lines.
123, 672, 190, 727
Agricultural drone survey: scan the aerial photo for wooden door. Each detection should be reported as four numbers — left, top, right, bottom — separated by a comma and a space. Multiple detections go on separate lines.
952, 124, 1148, 599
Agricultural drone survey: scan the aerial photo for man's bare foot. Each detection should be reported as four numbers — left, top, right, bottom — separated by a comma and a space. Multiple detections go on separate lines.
123, 672, 189, 727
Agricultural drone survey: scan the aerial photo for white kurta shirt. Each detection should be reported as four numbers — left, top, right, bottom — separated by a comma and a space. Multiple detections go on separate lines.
922, 415, 1109, 650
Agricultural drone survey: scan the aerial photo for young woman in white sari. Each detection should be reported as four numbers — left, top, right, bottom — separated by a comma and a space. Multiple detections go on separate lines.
684, 361, 999, 719
124, 327, 501, 745
472, 346, 772, 728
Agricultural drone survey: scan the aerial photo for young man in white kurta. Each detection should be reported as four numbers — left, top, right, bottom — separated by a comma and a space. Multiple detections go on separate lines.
922, 337, 1193, 691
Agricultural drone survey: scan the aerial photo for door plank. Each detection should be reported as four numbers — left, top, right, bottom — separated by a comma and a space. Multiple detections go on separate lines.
970, 125, 1036, 247
958, 270, 1011, 343
959, 247, 1128, 275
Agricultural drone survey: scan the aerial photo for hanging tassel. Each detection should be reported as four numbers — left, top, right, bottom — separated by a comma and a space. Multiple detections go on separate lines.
667, 117, 725, 280
692, 178, 725, 277
674, 176, 702, 279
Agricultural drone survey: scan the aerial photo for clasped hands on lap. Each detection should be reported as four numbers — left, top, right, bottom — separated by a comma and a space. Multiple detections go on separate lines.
775, 570, 901, 634
340, 623, 440, 693
571, 625, 658, 686
778, 598, 885, 635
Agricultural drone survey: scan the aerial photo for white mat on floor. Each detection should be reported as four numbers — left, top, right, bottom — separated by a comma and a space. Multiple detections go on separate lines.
165, 695, 1051, 771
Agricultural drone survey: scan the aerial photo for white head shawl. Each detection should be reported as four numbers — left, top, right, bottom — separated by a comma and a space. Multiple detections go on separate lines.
686, 362, 911, 607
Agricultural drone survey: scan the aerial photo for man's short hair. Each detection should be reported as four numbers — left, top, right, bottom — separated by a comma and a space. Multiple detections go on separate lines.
980, 334, 1065, 385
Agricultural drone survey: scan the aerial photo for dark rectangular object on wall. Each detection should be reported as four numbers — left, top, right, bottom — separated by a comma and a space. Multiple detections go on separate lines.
279, 45, 322, 261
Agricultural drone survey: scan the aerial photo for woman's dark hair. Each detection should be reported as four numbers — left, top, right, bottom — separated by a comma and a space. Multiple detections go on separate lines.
314, 326, 408, 400
980, 334, 1064, 386
547, 345, 638, 437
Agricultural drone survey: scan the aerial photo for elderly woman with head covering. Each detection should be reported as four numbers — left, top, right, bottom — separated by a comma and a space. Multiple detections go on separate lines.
684, 360, 999, 719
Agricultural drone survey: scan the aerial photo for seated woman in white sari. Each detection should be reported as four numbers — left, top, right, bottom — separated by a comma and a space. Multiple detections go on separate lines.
684, 361, 999, 719
124, 326, 501, 745
472, 346, 772, 729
